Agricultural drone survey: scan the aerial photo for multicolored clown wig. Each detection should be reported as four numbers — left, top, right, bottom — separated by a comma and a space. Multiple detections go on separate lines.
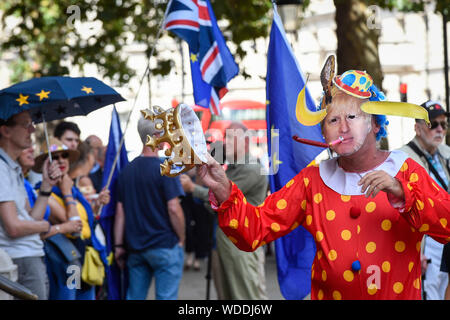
295, 55, 429, 142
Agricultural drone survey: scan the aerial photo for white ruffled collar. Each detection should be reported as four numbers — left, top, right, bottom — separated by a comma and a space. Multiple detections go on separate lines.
319, 150, 409, 195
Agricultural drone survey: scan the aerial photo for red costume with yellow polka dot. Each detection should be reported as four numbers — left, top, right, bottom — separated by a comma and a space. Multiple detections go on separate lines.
203, 62, 450, 300
214, 153, 450, 299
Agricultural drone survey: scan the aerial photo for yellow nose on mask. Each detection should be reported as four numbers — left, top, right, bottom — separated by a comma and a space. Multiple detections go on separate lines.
295, 87, 327, 126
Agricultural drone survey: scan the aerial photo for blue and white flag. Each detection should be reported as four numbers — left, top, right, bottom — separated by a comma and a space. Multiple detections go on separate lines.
164, 0, 239, 115
99, 106, 129, 300
266, 5, 325, 300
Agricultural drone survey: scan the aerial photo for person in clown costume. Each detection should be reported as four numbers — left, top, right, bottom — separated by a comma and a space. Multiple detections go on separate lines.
196, 56, 450, 300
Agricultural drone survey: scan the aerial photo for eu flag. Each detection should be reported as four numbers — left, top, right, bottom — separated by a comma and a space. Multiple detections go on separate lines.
164, 0, 238, 115
266, 5, 325, 300
99, 106, 129, 300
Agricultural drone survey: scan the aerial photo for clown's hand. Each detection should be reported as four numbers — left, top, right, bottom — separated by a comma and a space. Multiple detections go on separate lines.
197, 153, 231, 204
358, 170, 404, 201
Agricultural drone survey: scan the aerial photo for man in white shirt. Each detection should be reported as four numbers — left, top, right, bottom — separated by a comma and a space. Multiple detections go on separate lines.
0, 110, 61, 299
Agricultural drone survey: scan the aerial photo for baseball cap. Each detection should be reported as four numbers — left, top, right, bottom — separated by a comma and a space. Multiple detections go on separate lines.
420, 100, 450, 120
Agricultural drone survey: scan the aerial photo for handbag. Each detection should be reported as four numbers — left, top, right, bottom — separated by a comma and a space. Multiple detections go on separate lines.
81, 246, 105, 286
45, 233, 82, 265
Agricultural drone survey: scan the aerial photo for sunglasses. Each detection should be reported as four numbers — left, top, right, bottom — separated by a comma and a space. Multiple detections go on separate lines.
52, 152, 70, 161
430, 121, 448, 130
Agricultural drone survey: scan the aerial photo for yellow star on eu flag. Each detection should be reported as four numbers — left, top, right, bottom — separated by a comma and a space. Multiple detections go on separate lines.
16, 93, 29, 106
190, 53, 198, 63
81, 86, 94, 94
36, 89, 50, 101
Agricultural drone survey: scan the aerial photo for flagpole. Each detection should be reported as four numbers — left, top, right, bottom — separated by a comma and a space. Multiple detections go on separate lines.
96, 12, 166, 216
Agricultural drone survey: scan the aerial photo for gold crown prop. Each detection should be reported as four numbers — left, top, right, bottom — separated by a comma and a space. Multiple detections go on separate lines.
141, 104, 208, 177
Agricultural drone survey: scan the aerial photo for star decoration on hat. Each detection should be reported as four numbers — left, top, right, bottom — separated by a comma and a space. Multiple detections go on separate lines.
35, 89, 51, 101
81, 86, 94, 94
16, 93, 29, 106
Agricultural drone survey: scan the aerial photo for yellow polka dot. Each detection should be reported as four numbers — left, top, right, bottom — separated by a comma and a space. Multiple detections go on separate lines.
255, 208, 260, 218
341, 195, 351, 202
416, 241, 421, 252
332, 290, 342, 300
428, 198, 434, 207
416, 200, 424, 211
317, 250, 323, 260
365, 202, 376, 213
271, 223, 280, 232
244, 217, 249, 228
382, 261, 391, 273
229, 219, 239, 229
311, 269, 315, 279
317, 289, 324, 300
381, 219, 392, 231
343, 270, 354, 282
306, 215, 312, 226
260, 241, 266, 246
411, 226, 416, 233
328, 250, 337, 261
290, 222, 299, 230
440, 218, 448, 228
243, 197, 247, 205
316, 231, 324, 242
413, 278, 421, 290
400, 162, 408, 172
313, 193, 323, 204
228, 236, 237, 244
326, 210, 336, 221
367, 283, 378, 295
286, 179, 295, 188
393, 282, 404, 294
407, 183, 413, 191
366, 242, 376, 254
276, 199, 287, 210
419, 224, 429, 232
395, 241, 406, 253
341, 229, 351, 241
322, 270, 327, 281
252, 240, 259, 250
304, 177, 309, 187
301, 200, 307, 211
357, 225, 361, 234
234, 198, 238, 204
409, 173, 419, 183
408, 262, 414, 272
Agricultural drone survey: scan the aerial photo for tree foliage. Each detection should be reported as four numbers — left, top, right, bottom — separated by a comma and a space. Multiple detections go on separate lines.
0, 0, 275, 85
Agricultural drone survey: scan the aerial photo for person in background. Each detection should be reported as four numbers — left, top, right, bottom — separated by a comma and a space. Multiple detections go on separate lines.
399, 100, 450, 300
33, 137, 108, 300
54, 121, 81, 151
86, 135, 105, 194
114, 115, 185, 300
0, 111, 61, 300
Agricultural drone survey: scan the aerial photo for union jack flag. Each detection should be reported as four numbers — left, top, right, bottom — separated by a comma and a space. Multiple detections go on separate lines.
164, 0, 239, 115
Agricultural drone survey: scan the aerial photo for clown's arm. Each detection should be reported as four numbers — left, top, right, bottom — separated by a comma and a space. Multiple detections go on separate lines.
393, 158, 450, 243
198, 154, 309, 252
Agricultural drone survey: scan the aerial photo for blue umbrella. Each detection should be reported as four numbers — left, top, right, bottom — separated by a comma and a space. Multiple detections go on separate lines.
0, 76, 125, 123
0, 76, 125, 161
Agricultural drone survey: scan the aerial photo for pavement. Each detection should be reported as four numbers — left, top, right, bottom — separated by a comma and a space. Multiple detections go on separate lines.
147, 246, 285, 300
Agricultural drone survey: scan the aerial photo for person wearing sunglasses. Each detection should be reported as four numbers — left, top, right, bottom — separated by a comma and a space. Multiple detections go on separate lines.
33, 137, 107, 300
399, 100, 450, 300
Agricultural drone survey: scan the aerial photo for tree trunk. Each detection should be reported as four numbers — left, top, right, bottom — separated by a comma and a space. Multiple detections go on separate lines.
334, 0, 383, 87
334, 0, 388, 149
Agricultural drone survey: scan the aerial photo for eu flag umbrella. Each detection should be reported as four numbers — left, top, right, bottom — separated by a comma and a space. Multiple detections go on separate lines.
0, 76, 125, 160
